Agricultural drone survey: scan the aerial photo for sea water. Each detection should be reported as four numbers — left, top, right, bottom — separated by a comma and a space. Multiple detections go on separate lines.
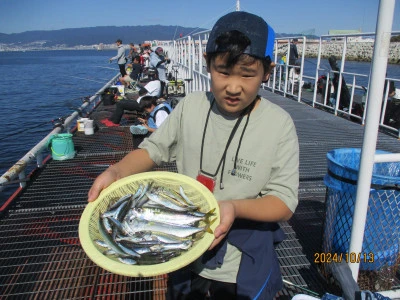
0, 50, 399, 195
0, 50, 117, 177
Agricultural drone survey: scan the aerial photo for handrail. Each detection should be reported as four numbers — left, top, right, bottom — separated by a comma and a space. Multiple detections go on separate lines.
168, 29, 400, 135
0, 73, 120, 192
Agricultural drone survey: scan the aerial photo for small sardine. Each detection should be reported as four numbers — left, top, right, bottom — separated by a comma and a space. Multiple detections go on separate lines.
179, 186, 196, 206
97, 218, 126, 257
129, 207, 208, 226
95, 183, 216, 266
119, 257, 137, 265
108, 194, 133, 211
146, 192, 191, 212
127, 218, 214, 239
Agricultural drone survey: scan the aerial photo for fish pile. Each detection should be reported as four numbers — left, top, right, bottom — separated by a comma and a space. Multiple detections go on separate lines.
94, 181, 216, 265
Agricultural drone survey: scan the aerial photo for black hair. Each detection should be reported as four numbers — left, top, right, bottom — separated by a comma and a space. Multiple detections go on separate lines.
132, 55, 140, 62
206, 30, 272, 74
140, 96, 158, 110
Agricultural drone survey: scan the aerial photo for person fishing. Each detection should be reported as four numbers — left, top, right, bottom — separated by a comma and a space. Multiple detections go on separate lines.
130, 96, 172, 135
88, 11, 299, 299
289, 38, 299, 66
109, 39, 127, 77
149, 47, 170, 97
328, 55, 351, 110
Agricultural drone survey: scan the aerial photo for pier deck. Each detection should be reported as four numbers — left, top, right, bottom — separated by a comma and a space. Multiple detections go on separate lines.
0, 88, 399, 299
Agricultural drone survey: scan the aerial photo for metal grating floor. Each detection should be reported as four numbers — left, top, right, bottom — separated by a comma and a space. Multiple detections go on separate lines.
0, 92, 399, 299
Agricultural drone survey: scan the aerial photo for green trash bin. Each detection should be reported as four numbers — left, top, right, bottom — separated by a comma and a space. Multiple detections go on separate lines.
47, 133, 76, 161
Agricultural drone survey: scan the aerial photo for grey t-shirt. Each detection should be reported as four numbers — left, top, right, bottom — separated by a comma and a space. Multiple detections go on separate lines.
140, 91, 299, 282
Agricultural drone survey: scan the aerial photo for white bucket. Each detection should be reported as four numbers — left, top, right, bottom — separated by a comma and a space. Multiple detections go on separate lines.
84, 119, 94, 135
77, 118, 89, 132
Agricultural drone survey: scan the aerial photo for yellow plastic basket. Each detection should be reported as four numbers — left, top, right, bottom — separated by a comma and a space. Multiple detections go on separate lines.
79, 171, 220, 277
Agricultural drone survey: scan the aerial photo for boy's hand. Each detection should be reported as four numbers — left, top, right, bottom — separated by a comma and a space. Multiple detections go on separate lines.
87, 167, 119, 202
208, 201, 236, 250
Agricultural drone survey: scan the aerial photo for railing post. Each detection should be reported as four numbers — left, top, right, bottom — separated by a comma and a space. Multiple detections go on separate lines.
348, 0, 396, 282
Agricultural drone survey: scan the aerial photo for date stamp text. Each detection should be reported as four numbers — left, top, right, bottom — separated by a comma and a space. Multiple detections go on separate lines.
314, 252, 375, 264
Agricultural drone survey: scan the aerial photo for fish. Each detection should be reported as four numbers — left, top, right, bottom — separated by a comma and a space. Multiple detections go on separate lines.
128, 207, 215, 226
118, 257, 137, 265
179, 186, 196, 206
108, 193, 133, 211
94, 182, 216, 266
145, 192, 194, 212
97, 217, 126, 257
126, 218, 214, 239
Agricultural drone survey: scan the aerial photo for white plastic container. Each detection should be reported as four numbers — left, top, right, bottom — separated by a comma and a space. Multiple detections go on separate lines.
84, 119, 94, 135
77, 118, 89, 132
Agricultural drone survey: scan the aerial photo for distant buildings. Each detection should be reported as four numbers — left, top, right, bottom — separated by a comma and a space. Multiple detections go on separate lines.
328, 29, 367, 42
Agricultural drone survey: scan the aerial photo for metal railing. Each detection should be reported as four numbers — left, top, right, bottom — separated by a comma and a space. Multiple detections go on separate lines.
267, 31, 400, 136
167, 29, 400, 138
0, 74, 120, 195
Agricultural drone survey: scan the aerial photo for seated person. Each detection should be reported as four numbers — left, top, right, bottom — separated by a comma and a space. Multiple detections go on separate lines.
383, 79, 399, 127
130, 96, 172, 134
136, 69, 162, 101
119, 55, 142, 88
100, 70, 161, 127
288, 63, 302, 93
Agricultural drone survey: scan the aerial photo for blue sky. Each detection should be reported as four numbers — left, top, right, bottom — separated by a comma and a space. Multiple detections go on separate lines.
0, 0, 399, 36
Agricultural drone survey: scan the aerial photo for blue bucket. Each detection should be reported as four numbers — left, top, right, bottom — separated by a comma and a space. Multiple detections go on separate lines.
48, 133, 75, 161
323, 148, 400, 270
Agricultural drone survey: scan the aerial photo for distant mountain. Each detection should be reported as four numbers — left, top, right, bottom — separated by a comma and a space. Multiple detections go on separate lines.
0, 25, 206, 47
0, 25, 320, 51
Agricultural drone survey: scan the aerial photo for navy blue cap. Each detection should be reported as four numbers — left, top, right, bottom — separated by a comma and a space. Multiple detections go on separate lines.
206, 11, 275, 59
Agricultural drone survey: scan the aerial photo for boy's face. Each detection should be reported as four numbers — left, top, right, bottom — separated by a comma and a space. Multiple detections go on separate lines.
208, 54, 268, 116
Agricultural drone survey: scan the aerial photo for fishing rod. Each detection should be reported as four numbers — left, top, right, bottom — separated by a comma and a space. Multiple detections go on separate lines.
282, 279, 322, 298
94, 66, 119, 71
65, 75, 106, 84
0, 117, 68, 142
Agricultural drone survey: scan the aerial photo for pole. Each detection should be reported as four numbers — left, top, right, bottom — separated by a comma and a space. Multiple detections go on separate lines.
236, 0, 240, 11
348, 0, 395, 281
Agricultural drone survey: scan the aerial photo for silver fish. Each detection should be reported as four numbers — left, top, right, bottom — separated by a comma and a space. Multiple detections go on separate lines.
108, 193, 133, 211
95, 183, 216, 265
145, 192, 192, 212
119, 257, 137, 265
129, 207, 212, 226
98, 218, 126, 257
126, 218, 213, 239
149, 240, 193, 252
179, 186, 196, 206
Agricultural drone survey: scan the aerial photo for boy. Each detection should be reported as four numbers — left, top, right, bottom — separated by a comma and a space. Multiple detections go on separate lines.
89, 11, 299, 299
130, 96, 172, 134
119, 55, 142, 88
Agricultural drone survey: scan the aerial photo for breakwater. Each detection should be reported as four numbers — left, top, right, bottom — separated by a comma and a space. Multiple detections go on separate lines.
277, 41, 400, 64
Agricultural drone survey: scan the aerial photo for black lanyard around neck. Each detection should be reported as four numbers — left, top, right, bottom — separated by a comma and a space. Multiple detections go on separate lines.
199, 98, 255, 189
